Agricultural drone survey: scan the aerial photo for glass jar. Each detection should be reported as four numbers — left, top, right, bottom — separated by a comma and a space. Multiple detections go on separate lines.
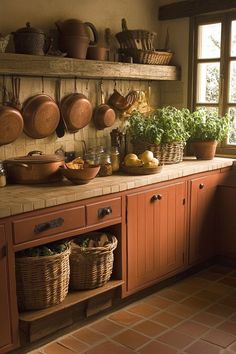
110, 146, 120, 172
98, 152, 112, 177
0, 161, 6, 187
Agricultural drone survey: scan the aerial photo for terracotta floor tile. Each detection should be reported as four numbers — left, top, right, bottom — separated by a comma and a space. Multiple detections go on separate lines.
90, 318, 124, 336
198, 271, 224, 281
112, 328, 150, 350
191, 311, 224, 327
184, 339, 223, 354
157, 329, 194, 349
209, 266, 234, 275
132, 319, 167, 337
206, 283, 234, 296
219, 296, 236, 309
159, 289, 188, 302
152, 311, 183, 327
230, 271, 236, 278
143, 295, 174, 309
72, 327, 105, 344
175, 320, 209, 337
108, 310, 142, 326
229, 341, 236, 351
207, 304, 235, 318
171, 282, 204, 294
218, 277, 236, 288
167, 303, 198, 318
180, 296, 211, 311
59, 335, 89, 352
196, 289, 224, 302
43, 342, 74, 354
84, 340, 135, 354
139, 340, 178, 354
202, 328, 236, 348
127, 302, 160, 317
230, 314, 236, 322
217, 321, 236, 336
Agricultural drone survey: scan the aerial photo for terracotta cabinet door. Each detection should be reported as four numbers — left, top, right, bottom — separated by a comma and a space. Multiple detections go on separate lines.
0, 224, 13, 353
189, 173, 220, 265
126, 182, 186, 293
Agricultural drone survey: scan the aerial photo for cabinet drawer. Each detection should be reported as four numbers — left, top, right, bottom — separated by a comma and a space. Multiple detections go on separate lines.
86, 197, 121, 226
13, 206, 85, 244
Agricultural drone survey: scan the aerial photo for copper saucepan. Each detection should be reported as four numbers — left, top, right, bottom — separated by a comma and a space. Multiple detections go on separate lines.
60, 78, 92, 133
0, 77, 24, 146
93, 81, 116, 130
22, 78, 60, 139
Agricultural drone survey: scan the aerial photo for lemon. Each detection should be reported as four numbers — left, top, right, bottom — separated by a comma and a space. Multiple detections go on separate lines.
139, 150, 154, 164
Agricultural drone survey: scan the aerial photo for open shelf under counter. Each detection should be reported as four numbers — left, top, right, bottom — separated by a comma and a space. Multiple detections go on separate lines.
0, 53, 180, 81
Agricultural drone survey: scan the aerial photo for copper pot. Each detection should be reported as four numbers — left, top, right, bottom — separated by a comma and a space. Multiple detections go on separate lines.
22, 89, 60, 139
4, 151, 64, 184
93, 82, 116, 130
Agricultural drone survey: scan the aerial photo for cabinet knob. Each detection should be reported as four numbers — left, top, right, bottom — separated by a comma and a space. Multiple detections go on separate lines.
151, 194, 162, 202
199, 183, 204, 189
98, 206, 112, 218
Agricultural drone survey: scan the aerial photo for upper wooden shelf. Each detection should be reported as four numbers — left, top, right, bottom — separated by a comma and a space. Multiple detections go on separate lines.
0, 53, 180, 81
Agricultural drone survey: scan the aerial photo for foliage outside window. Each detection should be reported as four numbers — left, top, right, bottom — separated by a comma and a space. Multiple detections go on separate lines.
189, 11, 236, 154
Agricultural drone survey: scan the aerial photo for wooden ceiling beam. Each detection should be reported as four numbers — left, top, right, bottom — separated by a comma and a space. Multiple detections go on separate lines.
159, 0, 236, 20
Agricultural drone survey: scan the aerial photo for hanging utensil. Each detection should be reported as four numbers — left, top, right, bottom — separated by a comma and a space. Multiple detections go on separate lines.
93, 80, 116, 130
55, 79, 65, 138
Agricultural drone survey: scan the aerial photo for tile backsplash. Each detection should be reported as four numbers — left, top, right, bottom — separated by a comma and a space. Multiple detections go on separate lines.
0, 76, 160, 160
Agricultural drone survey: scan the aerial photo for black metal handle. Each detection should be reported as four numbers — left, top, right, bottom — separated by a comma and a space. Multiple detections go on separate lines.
151, 194, 162, 202
199, 183, 204, 189
98, 207, 112, 218
34, 217, 64, 234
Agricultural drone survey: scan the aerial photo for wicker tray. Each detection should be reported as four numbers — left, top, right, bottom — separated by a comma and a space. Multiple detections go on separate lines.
16, 246, 70, 310
122, 48, 173, 65
70, 233, 118, 290
121, 164, 162, 175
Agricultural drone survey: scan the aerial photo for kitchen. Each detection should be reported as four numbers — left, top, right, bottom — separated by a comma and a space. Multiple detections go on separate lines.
0, 0, 236, 353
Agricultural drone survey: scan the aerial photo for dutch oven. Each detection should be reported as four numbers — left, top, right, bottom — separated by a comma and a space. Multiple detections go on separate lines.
4, 151, 64, 184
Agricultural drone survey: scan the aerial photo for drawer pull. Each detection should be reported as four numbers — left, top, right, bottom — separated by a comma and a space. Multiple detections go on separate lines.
98, 207, 112, 218
34, 217, 64, 234
151, 194, 162, 202
199, 183, 204, 189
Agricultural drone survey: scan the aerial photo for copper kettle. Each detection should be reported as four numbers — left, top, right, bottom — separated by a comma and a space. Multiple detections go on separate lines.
56, 19, 98, 59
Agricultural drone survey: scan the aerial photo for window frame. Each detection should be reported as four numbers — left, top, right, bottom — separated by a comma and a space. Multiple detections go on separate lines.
188, 10, 236, 155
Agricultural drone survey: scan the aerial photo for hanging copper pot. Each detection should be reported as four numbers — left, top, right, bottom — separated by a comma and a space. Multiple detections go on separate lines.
93, 81, 116, 130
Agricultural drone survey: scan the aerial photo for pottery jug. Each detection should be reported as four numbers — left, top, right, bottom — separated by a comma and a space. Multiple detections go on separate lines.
56, 19, 98, 59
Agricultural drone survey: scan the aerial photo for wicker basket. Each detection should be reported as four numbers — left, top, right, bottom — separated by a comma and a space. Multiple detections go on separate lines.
132, 139, 185, 164
16, 246, 70, 310
121, 49, 173, 65
70, 233, 118, 290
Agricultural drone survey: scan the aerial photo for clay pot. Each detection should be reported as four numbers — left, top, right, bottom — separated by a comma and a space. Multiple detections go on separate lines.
56, 19, 98, 59
191, 140, 218, 160
86, 46, 108, 61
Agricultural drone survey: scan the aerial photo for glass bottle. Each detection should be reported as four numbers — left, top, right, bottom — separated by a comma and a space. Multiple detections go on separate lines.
0, 161, 6, 187
110, 146, 120, 172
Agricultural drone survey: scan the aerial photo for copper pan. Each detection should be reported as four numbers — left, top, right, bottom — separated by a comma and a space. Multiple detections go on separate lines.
22, 78, 60, 139
60, 78, 92, 133
0, 76, 24, 146
93, 81, 116, 130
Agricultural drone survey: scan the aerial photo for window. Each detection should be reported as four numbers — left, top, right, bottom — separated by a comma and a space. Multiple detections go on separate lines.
189, 12, 236, 153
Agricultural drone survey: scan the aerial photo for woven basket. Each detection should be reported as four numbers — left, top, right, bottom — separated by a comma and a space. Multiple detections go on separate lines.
132, 139, 185, 164
121, 49, 173, 65
16, 246, 70, 310
70, 233, 118, 290
116, 30, 156, 50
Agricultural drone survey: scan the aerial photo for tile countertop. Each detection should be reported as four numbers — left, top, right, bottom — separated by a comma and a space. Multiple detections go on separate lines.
0, 157, 235, 219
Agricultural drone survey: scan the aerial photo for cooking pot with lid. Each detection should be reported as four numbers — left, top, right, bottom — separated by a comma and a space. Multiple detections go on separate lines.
4, 151, 64, 184
12, 22, 51, 55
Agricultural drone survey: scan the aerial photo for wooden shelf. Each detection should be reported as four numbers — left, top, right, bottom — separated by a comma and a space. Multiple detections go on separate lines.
19, 279, 124, 322
0, 53, 180, 81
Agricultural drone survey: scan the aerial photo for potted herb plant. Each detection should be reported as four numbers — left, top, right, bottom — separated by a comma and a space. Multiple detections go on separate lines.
128, 106, 191, 164
189, 109, 230, 160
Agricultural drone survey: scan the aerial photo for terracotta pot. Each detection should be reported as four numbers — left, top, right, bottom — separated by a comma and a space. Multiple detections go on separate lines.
56, 19, 98, 59
191, 140, 218, 160
4, 151, 64, 184
86, 46, 108, 61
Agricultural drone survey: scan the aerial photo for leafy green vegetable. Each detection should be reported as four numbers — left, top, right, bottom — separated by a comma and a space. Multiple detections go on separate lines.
16, 241, 69, 257
189, 109, 230, 141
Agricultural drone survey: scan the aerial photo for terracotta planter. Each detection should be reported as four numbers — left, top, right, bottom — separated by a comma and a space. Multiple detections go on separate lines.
191, 140, 218, 160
